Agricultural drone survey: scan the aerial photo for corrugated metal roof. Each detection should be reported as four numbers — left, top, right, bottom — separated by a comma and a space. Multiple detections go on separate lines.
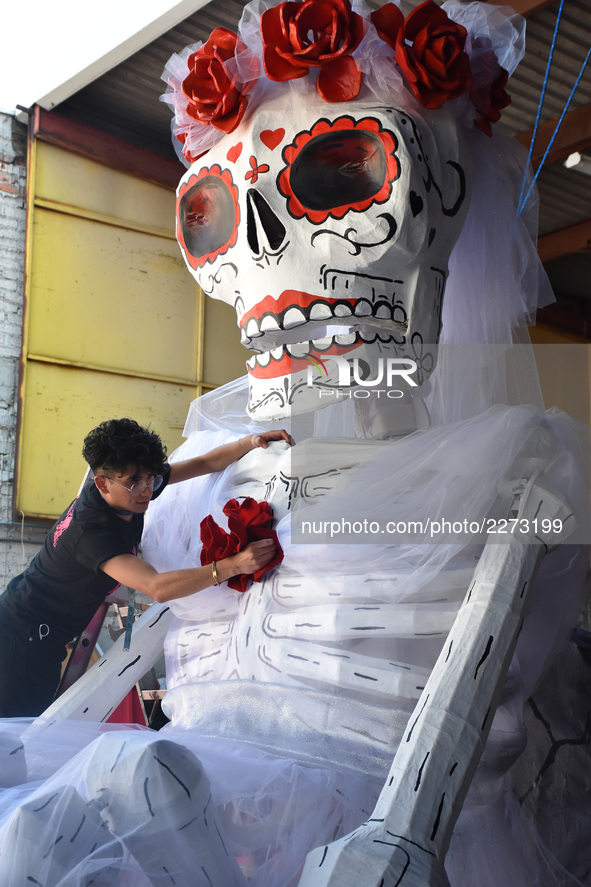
53, 0, 591, 321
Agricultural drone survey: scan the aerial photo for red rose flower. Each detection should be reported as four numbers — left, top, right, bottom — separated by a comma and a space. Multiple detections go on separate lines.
261, 0, 365, 102
372, 1, 472, 110
471, 67, 510, 137
370, 2, 404, 51
182, 28, 252, 134
200, 498, 283, 592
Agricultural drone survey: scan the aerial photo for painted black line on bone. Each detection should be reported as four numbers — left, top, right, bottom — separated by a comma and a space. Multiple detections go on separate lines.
26, 878, 43, 885
352, 625, 386, 631
445, 640, 453, 662
389, 662, 411, 670
407, 694, 430, 742
33, 792, 59, 813
154, 755, 191, 800
117, 655, 141, 676
474, 636, 494, 679
430, 794, 445, 841
201, 865, 213, 887
70, 813, 86, 843
162, 864, 177, 885
110, 740, 127, 773
520, 581, 528, 598
415, 752, 430, 791
43, 834, 64, 858
449, 762, 458, 775
9, 743, 24, 755
203, 792, 212, 827
143, 777, 154, 817
482, 706, 492, 731
178, 814, 201, 831
199, 650, 221, 660
214, 818, 231, 856
385, 832, 437, 857
319, 846, 329, 867
354, 672, 379, 681
149, 606, 170, 627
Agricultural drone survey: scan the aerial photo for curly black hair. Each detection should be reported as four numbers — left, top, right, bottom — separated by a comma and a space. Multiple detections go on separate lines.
82, 418, 168, 475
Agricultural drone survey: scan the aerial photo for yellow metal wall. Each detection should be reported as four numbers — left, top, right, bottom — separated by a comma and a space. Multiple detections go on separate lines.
18, 140, 248, 519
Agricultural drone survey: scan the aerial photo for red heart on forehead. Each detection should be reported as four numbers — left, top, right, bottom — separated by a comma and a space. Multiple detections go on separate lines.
260, 129, 285, 151
226, 142, 243, 163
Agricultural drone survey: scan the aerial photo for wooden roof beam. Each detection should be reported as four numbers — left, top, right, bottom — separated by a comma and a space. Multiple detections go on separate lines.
490, 0, 559, 16
515, 103, 591, 167
538, 218, 591, 263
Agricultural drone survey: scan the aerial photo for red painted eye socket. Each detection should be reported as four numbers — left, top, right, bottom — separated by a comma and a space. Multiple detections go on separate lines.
279, 117, 400, 224
176, 166, 239, 269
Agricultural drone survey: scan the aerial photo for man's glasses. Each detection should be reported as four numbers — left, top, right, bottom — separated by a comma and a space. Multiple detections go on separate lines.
99, 474, 163, 497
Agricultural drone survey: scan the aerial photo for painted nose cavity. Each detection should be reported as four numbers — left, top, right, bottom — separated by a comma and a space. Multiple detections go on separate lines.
246, 189, 286, 254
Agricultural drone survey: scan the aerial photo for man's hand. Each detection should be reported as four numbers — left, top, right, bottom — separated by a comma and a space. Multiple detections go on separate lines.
169, 430, 294, 484
221, 539, 278, 580
241, 430, 294, 450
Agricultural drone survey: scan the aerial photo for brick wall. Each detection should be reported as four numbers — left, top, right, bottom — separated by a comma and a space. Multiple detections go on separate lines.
0, 112, 46, 586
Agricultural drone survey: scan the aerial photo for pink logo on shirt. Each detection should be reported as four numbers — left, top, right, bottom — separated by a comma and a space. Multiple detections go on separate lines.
53, 499, 77, 547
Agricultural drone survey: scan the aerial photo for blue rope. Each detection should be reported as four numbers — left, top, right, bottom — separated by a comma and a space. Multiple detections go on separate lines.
517, 0, 566, 213
518, 46, 591, 215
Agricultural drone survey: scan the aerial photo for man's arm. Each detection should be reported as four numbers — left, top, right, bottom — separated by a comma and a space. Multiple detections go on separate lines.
100, 538, 277, 603
168, 430, 293, 484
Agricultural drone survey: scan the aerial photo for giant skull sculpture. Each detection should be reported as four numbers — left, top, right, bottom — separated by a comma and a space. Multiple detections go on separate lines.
175, 92, 471, 420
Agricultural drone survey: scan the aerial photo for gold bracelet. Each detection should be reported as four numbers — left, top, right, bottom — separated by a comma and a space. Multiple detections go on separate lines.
212, 561, 219, 586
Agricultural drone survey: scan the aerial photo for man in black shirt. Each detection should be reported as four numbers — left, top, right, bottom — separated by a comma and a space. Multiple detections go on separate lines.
0, 418, 290, 717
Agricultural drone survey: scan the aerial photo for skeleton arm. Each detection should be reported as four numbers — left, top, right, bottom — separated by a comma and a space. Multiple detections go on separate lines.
297, 474, 577, 887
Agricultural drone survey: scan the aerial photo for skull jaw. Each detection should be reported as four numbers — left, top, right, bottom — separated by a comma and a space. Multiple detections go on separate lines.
246, 267, 445, 422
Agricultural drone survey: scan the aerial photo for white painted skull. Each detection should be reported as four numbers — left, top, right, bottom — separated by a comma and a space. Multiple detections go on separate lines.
176, 91, 471, 420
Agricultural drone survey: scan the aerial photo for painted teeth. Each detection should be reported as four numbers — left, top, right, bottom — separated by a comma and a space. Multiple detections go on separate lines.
247, 327, 401, 369
246, 318, 260, 338
283, 307, 307, 328
354, 299, 372, 316
260, 315, 280, 332
286, 342, 310, 358
334, 303, 352, 317
310, 302, 332, 320
312, 336, 333, 351
242, 294, 406, 342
